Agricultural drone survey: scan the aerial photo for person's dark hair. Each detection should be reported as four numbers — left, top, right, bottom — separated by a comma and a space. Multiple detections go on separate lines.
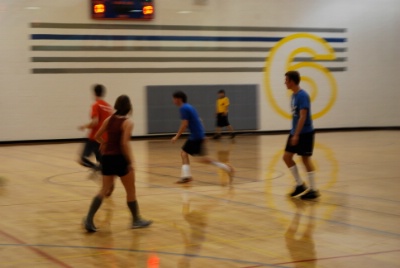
218, 89, 225, 94
114, 95, 132, 116
172, 91, 187, 103
285, 71, 301, 85
93, 84, 105, 97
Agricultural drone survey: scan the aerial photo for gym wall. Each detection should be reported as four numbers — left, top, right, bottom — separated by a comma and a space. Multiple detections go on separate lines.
0, 0, 399, 141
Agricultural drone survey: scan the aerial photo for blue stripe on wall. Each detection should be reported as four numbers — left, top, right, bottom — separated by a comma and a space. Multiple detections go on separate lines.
31, 34, 346, 43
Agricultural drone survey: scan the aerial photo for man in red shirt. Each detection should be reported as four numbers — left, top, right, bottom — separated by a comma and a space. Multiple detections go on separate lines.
78, 84, 113, 171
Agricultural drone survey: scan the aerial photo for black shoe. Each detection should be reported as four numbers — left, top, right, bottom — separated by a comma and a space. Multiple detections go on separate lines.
213, 134, 222, 140
176, 177, 193, 184
230, 132, 236, 139
132, 218, 153, 229
289, 184, 307, 197
83, 217, 97, 233
300, 190, 320, 200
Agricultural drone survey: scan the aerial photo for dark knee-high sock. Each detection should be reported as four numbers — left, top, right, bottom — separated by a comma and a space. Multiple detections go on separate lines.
127, 200, 140, 221
86, 195, 103, 224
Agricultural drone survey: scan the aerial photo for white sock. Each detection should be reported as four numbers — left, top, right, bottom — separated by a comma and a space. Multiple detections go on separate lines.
308, 171, 316, 190
289, 165, 303, 186
211, 161, 230, 172
181, 164, 191, 178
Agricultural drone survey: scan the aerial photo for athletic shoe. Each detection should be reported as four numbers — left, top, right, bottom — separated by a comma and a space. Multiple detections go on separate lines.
83, 217, 97, 233
289, 184, 307, 197
213, 134, 222, 140
300, 190, 320, 200
132, 219, 153, 229
176, 177, 193, 184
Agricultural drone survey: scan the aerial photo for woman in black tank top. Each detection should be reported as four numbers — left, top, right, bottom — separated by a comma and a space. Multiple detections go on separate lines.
83, 95, 152, 232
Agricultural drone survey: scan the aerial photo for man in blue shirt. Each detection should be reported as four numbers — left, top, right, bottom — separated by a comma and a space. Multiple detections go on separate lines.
171, 91, 234, 184
283, 71, 319, 199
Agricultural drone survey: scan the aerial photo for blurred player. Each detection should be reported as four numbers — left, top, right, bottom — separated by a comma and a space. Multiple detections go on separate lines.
283, 71, 320, 200
171, 91, 234, 184
83, 95, 152, 232
78, 84, 113, 171
213, 89, 235, 139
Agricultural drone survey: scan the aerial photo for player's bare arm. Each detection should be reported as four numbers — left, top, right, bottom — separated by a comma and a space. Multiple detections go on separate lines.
121, 119, 134, 167
172, 120, 188, 143
79, 117, 99, 130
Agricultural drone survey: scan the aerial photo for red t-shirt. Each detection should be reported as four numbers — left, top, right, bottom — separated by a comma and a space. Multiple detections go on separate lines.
89, 99, 113, 140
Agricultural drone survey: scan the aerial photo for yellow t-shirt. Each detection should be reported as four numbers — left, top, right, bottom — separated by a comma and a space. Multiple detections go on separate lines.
216, 97, 230, 114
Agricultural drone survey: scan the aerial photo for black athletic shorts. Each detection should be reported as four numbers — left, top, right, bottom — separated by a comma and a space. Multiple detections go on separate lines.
182, 139, 207, 156
216, 113, 230, 127
285, 131, 315, 156
102, 154, 130, 177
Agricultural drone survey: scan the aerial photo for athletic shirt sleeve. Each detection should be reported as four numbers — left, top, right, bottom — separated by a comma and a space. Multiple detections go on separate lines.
91, 102, 99, 119
180, 105, 191, 120
297, 92, 310, 111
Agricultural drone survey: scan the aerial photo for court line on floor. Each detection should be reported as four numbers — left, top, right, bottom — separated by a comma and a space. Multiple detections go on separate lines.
39, 168, 400, 237
0, 230, 73, 268
0, 243, 289, 268
125, 172, 400, 238
40, 169, 400, 237
241, 249, 400, 268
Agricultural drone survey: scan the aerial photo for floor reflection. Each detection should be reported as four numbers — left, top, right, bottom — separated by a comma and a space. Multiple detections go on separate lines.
285, 198, 318, 267
216, 139, 235, 186
177, 190, 209, 268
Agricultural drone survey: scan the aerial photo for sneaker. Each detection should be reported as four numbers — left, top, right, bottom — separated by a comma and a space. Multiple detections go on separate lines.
300, 190, 320, 200
132, 219, 153, 229
289, 184, 307, 197
213, 134, 222, 140
176, 177, 193, 184
83, 217, 97, 233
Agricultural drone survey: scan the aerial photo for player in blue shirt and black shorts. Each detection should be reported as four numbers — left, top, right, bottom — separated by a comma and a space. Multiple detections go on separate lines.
283, 71, 320, 200
171, 91, 234, 184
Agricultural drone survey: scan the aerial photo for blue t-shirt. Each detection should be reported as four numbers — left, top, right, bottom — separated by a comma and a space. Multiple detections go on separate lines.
290, 89, 314, 135
180, 103, 205, 140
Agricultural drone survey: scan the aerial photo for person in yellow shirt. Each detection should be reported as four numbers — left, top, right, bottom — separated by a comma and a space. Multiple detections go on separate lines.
213, 89, 235, 139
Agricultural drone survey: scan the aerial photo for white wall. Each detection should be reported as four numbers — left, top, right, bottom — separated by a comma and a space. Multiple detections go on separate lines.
0, 0, 399, 141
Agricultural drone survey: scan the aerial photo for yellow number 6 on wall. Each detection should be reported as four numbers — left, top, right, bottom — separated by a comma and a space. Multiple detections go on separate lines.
264, 33, 338, 120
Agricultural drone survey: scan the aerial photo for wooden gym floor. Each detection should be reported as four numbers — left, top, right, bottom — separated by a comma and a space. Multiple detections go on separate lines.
0, 130, 399, 267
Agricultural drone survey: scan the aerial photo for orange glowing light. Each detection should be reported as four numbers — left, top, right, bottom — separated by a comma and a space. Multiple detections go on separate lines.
143, 5, 154, 15
94, 4, 105, 14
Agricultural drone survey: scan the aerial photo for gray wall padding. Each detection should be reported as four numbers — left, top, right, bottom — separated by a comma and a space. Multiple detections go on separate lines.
147, 84, 258, 134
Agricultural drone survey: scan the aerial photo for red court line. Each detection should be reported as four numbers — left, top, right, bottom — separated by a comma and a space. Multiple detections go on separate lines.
0, 229, 73, 268
241, 249, 400, 268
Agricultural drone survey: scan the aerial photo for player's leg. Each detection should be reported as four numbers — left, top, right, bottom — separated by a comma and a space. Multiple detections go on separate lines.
196, 139, 235, 182
283, 135, 307, 197
79, 140, 98, 170
83, 175, 114, 232
93, 141, 102, 171
213, 114, 223, 139
120, 167, 152, 228
224, 115, 235, 138
227, 125, 235, 138
299, 132, 319, 200
177, 141, 193, 183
